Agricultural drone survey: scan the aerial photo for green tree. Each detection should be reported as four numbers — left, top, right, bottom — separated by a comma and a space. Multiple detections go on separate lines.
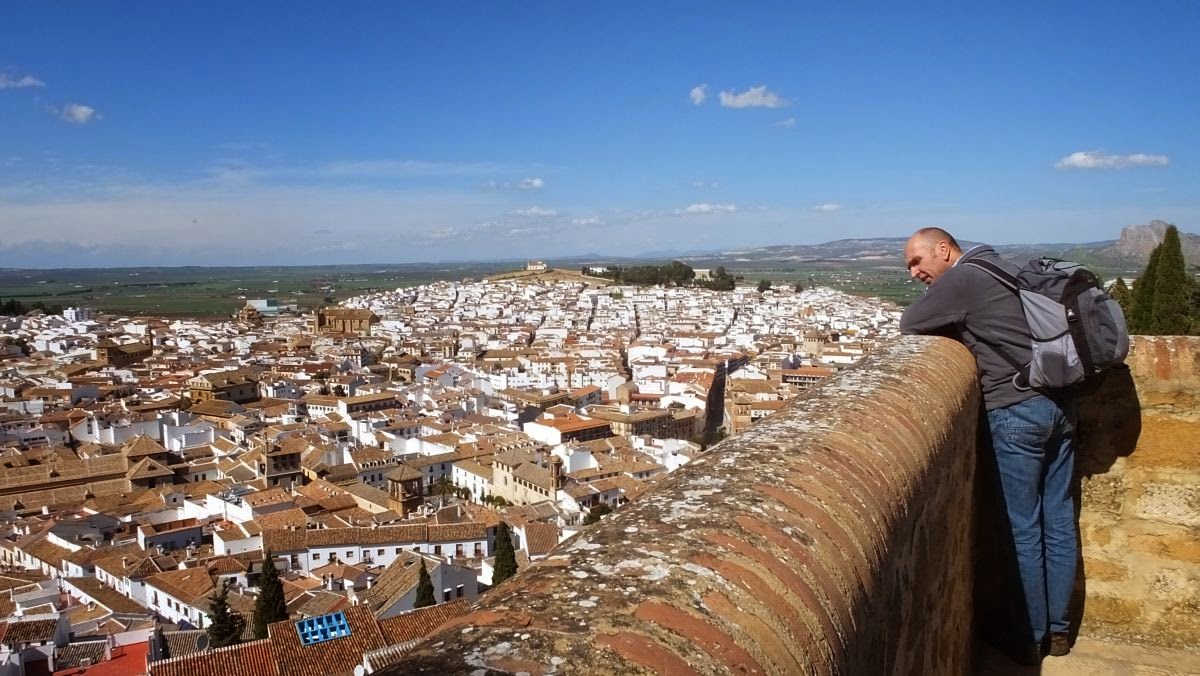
433, 476, 455, 502
1149, 225, 1193, 335
332, 384, 347, 397
1130, 244, 1163, 333
583, 503, 612, 525
1109, 277, 1133, 315
252, 552, 288, 639
206, 580, 245, 648
414, 558, 435, 608
757, 279, 772, 293
492, 521, 518, 585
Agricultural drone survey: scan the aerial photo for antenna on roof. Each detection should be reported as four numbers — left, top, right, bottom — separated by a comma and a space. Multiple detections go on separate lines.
195, 634, 210, 652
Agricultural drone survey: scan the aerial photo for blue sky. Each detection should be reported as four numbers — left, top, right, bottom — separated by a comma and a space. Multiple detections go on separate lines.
1, 2, 1197, 266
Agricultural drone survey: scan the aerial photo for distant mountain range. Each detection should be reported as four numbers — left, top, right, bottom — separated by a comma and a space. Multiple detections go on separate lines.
656, 221, 1199, 274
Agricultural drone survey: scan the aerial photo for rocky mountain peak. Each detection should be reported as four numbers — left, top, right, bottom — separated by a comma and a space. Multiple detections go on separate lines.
1105, 221, 1200, 263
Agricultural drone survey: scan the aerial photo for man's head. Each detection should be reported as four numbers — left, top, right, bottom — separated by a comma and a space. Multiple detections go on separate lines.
904, 227, 962, 285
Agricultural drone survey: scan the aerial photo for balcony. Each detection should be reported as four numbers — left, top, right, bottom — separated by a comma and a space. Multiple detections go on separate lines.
384, 336, 1200, 674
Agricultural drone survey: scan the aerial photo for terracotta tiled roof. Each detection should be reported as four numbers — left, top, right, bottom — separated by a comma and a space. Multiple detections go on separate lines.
266, 605, 386, 676
427, 522, 487, 543
65, 576, 144, 613
55, 640, 107, 669
2, 618, 58, 644
522, 522, 560, 556
162, 629, 209, 659
127, 457, 175, 480
148, 637, 277, 676
123, 435, 168, 458
145, 567, 214, 605
357, 552, 425, 615
377, 598, 470, 645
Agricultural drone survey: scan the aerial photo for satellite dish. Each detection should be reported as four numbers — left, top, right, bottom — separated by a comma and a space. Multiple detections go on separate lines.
354, 666, 366, 676
195, 634, 210, 652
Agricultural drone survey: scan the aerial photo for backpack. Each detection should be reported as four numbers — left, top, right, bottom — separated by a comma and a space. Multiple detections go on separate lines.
964, 257, 1130, 390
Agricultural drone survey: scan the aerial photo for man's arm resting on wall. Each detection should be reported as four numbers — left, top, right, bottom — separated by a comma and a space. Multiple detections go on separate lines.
899, 284, 966, 336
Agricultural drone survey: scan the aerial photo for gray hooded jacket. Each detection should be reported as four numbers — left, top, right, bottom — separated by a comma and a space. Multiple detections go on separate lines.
899, 245, 1038, 410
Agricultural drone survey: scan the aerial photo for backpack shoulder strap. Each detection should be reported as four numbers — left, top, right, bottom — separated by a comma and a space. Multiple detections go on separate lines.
958, 258, 1033, 391
962, 258, 1020, 293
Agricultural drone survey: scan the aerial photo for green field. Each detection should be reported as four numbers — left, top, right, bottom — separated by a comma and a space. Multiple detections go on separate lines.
0, 263, 515, 317
0, 259, 926, 318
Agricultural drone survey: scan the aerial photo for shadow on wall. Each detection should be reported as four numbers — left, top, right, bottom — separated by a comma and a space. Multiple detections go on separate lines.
1071, 366, 1142, 641
972, 365, 1142, 666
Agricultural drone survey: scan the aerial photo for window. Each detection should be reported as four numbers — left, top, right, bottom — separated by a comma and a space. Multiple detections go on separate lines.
443, 589, 451, 602
474, 543, 483, 556
346, 550, 354, 559
456, 585, 464, 598
433, 545, 442, 555
395, 547, 402, 555
313, 553, 322, 561
377, 548, 385, 556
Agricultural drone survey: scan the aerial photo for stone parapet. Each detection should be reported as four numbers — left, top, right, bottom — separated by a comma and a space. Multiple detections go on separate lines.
388, 336, 981, 675
1076, 336, 1200, 651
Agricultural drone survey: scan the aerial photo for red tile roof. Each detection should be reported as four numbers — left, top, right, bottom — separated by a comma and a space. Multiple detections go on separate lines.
148, 638, 276, 676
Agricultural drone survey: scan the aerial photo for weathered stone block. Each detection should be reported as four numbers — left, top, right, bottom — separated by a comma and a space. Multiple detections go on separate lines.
1149, 568, 1200, 603
1128, 416, 1200, 470
1082, 556, 1129, 582
1080, 474, 1127, 518
1127, 527, 1200, 565
1132, 480, 1200, 528
1083, 595, 1143, 625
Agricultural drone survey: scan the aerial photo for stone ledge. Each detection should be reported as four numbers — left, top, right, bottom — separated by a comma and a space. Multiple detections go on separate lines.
384, 336, 980, 675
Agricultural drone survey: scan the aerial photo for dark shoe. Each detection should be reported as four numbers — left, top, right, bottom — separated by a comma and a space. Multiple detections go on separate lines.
1047, 632, 1071, 657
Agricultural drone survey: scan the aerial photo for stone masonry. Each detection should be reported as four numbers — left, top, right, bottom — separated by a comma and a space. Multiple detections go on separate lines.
386, 336, 981, 675
1076, 336, 1200, 651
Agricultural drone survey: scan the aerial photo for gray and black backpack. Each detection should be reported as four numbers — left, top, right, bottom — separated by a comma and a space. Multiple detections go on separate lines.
965, 257, 1130, 390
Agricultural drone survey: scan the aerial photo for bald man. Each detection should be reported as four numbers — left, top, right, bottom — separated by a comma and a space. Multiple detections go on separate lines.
900, 228, 1076, 664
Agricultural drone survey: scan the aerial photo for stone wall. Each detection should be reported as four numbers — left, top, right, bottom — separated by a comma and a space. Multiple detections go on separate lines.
388, 336, 981, 675
1076, 335, 1200, 650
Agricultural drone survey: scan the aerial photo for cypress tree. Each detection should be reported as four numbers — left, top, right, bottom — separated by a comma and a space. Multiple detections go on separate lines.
492, 521, 518, 585
1109, 277, 1133, 315
253, 552, 289, 639
414, 558, 435, 608
1130, 243, 1164, 333
206, 580, 245, 648
1149, 225, 1192, 335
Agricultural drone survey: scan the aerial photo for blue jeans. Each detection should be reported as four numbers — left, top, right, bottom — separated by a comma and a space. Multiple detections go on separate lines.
986, 394, 1077, 645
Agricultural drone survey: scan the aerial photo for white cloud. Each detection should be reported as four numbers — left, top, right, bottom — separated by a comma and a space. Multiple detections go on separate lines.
691, 180, 719, 189
0, 73, 44, 90
571, 217, 605, 226
512, 206, 558, 217
689, 84, 708, 106
519, 177, 545, 190
1054, 151, 1169, 170
814, 203, 841, 212
774, 117, 796, 128
675, 203, 737, 215
719, 85, 788, 109
60, 104, 97, 124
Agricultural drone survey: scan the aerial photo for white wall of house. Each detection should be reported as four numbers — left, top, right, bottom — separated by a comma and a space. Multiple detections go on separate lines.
146, 583, 209, 629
